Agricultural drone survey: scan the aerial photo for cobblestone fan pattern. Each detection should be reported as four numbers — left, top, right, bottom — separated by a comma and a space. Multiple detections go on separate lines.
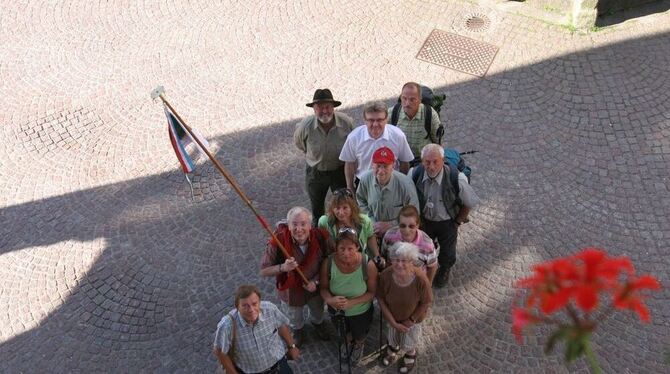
1, 1, 669, 373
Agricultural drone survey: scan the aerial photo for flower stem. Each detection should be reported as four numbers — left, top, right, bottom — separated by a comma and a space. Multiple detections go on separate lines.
583, 340, 602, 374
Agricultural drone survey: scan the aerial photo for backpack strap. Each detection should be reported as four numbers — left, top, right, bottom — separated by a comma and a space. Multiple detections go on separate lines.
361, 254, 368, 282
411, 164, 424, 185
390, 103, 401, 126
446, 163, 460, 196
423, 105, 434, 142
227, 312, 237, 357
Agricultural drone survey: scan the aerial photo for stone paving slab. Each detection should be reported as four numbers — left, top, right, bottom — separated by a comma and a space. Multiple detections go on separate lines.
1, 1, 669, 373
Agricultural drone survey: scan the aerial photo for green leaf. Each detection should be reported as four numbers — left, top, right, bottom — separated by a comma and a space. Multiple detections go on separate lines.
564, 337, 586, 363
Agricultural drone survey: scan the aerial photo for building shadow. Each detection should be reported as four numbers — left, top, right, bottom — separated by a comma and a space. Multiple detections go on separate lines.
596, 0, 670, 27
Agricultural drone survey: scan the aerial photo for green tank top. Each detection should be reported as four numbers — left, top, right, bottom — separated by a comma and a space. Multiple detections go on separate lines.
329, 255, 370, 316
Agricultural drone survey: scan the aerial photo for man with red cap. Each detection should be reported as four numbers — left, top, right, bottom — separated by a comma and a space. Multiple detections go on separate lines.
356, 147, 419, 237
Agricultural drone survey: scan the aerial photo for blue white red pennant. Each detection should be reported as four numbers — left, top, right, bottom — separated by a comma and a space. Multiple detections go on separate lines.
164, 104, 209, 174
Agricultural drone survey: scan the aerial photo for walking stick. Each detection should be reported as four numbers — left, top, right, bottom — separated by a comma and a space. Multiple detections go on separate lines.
151, 86, 309, 284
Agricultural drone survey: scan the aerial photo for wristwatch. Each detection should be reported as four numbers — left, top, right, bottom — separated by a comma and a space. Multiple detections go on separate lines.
288, 343, 297, 350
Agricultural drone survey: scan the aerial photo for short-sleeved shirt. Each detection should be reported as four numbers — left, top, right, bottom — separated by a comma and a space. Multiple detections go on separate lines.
381, 227, 437, 270
339, 125, 414, 178
388, 103, 442, 157
356, 170, 420, 223
421, 166, 480, 221
213, 301, 289, 373
377, 268, 433, 322
317, 214, 374, 255
294, 112, 354, 171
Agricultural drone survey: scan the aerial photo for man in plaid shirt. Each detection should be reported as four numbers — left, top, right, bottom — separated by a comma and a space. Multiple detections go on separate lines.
213, 284, 299, 373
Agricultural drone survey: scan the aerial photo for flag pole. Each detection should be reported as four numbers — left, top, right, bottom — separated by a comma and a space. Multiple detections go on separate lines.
151, 87, 309, 285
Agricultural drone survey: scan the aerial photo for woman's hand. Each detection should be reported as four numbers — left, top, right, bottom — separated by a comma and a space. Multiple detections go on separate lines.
328, 296, 348, 310
392, 319, 410, 333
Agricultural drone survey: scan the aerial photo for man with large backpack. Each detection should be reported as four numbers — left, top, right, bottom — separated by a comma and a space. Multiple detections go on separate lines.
389, 82, 443, 159
412, 144, 480, 288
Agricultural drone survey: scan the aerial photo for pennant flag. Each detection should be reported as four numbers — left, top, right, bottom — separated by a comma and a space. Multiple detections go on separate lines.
164, 104, 209, 173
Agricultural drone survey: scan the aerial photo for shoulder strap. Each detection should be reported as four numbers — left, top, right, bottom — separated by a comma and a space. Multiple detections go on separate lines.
390, 103, 401, 126
327, 254, 334, 280
227, 313, 237, 357
423, 105, 434, 142
361, 254, 368, 281
412, 164, 424, 185
446, 164, 460, 196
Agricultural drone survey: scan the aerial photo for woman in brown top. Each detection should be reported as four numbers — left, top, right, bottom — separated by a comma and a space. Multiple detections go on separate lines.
376, 242, 433, 373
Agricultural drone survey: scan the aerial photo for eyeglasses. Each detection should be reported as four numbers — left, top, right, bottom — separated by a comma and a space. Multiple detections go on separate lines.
337, 227, 358, 236
333, 188, 353, 198
398, 224, 417, 229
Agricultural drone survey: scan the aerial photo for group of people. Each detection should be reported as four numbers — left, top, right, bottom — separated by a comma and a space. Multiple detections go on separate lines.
213, 83, 480, 373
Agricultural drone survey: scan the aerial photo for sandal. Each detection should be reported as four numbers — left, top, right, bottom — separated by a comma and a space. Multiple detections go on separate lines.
382, 345, 400, 366
399, 351, 417, 373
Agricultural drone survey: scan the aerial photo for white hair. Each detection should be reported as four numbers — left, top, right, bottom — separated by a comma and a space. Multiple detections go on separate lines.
388, 242, 419, 262
420, 143, 444, 160
287, 206, 312, 223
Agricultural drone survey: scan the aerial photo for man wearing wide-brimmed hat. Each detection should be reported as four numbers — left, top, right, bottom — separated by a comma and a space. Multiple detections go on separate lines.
294, 89, 354, 225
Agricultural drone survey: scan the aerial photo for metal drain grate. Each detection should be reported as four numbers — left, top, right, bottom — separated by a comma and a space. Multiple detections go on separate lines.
465, 14, 491, 32
416, 29, 498, 77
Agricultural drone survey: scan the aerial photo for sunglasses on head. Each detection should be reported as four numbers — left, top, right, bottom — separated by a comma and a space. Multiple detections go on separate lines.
333, 188, 354, 198
337, 227, 358, 236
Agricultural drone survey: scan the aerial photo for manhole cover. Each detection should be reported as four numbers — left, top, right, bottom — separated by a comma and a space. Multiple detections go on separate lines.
465, 14, 491, 32
416, 29, 499, 77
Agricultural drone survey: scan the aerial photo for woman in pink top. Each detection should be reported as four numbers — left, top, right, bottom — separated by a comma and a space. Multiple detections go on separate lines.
381, 205, 438, 283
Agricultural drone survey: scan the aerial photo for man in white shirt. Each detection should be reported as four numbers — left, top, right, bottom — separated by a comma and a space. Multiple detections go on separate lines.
339, 101, 414, 191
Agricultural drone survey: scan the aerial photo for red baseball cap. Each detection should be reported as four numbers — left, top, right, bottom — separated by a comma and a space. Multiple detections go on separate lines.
372, 147, 395, 165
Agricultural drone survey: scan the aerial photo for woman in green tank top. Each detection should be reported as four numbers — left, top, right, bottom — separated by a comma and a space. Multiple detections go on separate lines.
319, 229, 378, 365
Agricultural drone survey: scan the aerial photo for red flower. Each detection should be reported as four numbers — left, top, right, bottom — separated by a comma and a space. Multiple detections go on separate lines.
613, 275, 661, 322
512, 307, 537, 343
572, 248, 633, 312
516, 258, 578, 314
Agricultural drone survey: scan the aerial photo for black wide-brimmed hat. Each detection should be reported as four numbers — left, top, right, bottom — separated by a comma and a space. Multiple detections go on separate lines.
306, 88, 342, 107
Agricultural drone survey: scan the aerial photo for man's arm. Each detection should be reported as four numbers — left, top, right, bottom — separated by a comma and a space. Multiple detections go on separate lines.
293, 120, 307, 153
399, 161, 409, 174
278, 324, 300, 360
355, 175, 371, 216
213, 348, 238, 374
344, 161, 357, 191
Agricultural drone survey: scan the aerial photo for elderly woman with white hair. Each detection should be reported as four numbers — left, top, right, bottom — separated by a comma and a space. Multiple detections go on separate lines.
377, 242, 433, 373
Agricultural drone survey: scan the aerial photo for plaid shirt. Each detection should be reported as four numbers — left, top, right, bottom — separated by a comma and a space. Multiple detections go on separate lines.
213, 301, 289, 373
388, 104, 441, 157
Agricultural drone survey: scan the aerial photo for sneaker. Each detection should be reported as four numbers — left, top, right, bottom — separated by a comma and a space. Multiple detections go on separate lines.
311, 321, 332, 341
433, 268, 450, 289
293, 328, 304, 348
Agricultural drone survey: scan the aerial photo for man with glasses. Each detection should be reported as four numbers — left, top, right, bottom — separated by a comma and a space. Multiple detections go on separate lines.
356, 147, 419, 238
294, 89, 354, 225
339, 101, 414, 191
413, 144, 480, 288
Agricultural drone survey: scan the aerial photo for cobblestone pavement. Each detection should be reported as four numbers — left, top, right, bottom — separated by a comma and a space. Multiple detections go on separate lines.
1, 1, 669, 373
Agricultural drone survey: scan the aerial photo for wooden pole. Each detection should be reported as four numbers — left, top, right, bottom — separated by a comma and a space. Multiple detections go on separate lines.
156, 91, 309, 285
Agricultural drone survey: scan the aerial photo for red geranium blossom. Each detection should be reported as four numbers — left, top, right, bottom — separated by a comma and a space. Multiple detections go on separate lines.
512, 307, 537, 343
613, 275, 661, 322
